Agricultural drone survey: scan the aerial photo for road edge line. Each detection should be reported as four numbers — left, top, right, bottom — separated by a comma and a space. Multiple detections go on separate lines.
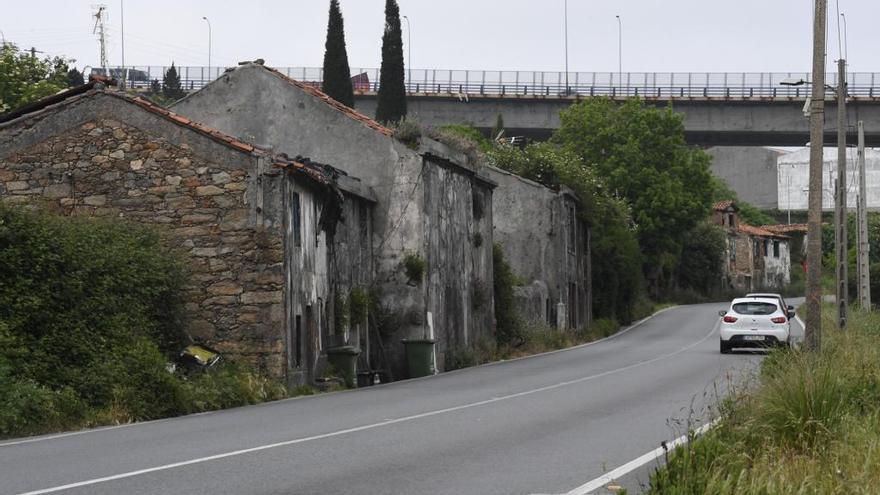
562, 419, 720, 495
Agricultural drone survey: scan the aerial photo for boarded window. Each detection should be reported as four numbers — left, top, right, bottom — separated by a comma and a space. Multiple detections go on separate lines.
292, 192, 302, 247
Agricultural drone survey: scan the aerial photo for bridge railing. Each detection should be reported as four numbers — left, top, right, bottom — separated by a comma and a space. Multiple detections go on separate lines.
97, 66, 880, 98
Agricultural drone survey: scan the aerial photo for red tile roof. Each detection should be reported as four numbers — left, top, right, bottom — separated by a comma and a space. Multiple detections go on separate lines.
760, 223, 809, 234
124, 94, 257, 154
1, 84, 337, 190
258, 65, 393, 137
738, 224, 789, 239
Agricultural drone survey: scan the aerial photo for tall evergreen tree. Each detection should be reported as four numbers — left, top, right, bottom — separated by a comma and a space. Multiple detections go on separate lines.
321, 0, 354, 107
162, 63, 185, 101
375, 0, 407, 124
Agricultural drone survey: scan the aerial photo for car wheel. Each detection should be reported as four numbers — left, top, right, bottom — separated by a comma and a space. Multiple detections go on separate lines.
720, 340, 731, 354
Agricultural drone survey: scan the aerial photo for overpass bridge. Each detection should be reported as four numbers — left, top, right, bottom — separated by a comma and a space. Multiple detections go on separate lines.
111, 66, 880, 146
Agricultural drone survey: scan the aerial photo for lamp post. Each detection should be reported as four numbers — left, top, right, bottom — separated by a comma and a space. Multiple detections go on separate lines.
616, 15, 622, 88
202, 16, 212, 80
564, 0, 569, 94
402, 15, 411, 91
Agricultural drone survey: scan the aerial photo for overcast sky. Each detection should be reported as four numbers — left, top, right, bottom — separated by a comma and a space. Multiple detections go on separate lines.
3, 1, 879, 74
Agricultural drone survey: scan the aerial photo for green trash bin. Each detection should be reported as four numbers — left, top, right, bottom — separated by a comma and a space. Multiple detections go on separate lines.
401, 339, 435, 379
325, 346, 361, 388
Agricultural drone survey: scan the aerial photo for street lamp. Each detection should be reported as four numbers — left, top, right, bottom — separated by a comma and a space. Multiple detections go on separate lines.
202, 16, 212, 79
402, 15, 411, 91
616, 15, 622, 88
564, 0, 569, 94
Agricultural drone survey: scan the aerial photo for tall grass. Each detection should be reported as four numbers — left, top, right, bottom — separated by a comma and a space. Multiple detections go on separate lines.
648, 306, 880, 494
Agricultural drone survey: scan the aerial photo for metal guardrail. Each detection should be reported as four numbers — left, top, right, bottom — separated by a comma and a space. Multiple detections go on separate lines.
98, 66, 880, 99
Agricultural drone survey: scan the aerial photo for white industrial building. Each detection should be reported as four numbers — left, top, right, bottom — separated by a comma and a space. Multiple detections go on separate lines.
777, 147, 880, 212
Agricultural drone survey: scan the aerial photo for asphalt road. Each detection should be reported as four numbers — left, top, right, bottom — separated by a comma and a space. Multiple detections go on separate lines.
1, 302, 800, 495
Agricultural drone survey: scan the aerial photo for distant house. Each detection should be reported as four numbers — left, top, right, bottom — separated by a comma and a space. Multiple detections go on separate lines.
0, 79, 375, 383
484, 166, 591, 330
713, 201, 791, 291
171, 62, 496, 379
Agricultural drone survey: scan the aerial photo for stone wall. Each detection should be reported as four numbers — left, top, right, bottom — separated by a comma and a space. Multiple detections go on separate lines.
0, 112, 288, 376
484, 166, 590, 329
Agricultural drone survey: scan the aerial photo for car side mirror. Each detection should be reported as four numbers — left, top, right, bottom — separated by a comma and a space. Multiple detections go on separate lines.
718, 310, 727, 317
787, 305, 795, 311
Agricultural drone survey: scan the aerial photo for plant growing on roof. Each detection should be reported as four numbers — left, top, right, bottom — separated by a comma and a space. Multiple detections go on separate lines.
321, 0, 355, 108
403, 251, 426, 284
375, 0, 407, 124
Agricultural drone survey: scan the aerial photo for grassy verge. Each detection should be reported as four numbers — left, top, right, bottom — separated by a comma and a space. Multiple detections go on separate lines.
445, 303, 673, 371
647, 305, 880, 494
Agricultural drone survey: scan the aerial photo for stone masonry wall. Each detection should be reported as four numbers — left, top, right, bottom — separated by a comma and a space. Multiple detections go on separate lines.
0, 118, 286, 376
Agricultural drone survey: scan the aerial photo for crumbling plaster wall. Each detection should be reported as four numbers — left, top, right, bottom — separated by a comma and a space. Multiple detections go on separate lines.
484, 166, 590, 329
172, 65, 495, 377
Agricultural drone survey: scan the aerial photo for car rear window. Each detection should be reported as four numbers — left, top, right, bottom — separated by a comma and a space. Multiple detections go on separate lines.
732, 302, 778, 315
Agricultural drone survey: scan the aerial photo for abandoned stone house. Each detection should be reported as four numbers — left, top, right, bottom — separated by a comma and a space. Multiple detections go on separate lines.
713, 201, 791, 291
0, 80, 376, 384
483, 166, 591, 330
171, 62, 496, 376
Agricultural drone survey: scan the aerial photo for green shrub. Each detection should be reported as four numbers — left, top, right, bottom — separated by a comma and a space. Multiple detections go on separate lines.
348, 287, 370, 326
181, 364, 288, 413
493, 243, 523, 345
0, 204, 188, 421
403, 251, 426, 284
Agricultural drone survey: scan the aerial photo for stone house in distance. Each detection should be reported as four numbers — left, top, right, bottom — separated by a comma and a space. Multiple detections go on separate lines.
713, 201, 791, 291
483, 166, 591, 330
0, 80, 375, 384
171, 62, 495, 376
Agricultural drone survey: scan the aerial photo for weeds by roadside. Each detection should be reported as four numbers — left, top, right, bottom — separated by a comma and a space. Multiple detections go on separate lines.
647, 305, 880, 494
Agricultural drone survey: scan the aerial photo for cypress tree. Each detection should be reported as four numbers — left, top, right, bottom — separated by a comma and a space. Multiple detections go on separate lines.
162, 63, 185, 101
321, 0, 355, 107
375, 0, 407, 124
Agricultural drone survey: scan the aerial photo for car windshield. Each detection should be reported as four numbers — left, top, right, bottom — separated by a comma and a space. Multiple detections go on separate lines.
732, 302, 778, 315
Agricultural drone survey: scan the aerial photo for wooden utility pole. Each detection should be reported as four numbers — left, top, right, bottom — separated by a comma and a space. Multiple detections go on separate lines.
805, 0, 827, 351
835, 58, 848, 329
857, 121, 871, 308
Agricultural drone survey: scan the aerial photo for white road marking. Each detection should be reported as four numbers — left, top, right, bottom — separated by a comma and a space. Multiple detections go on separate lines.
17, 314, 719, 495
560, 419, 720, 495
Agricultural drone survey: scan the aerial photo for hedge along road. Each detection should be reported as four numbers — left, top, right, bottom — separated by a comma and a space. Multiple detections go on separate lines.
2, 302, 790, 495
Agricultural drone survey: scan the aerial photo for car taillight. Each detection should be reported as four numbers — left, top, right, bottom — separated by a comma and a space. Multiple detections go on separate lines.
723, 315, 738, 323
771, 317, 787, 324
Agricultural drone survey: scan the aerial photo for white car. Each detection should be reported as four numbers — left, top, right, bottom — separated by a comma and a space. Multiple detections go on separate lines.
719, 297, 791, 353
745, 293, 796, 319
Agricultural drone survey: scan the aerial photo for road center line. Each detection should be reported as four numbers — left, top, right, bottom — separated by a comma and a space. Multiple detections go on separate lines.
18, 314, 720, 495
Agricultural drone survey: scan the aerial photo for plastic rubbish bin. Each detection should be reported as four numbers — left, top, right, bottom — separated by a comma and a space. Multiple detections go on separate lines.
325, 346, 361, 388
401, 339, 436, 378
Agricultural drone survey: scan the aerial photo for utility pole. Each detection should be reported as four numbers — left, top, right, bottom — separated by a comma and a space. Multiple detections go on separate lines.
835, 57, 848, 329
93, 6, 109, 73
857, 120, 871, 308
805, 0, 827, 351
